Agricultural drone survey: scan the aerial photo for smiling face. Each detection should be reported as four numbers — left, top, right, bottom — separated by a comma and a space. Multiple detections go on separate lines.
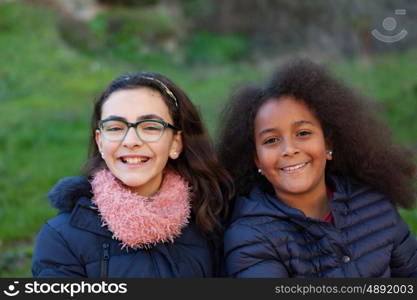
95, 87, 182, 196
254, 96, 332, 202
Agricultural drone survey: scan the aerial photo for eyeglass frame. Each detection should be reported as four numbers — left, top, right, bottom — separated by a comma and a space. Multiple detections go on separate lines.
97, 117, 179, 142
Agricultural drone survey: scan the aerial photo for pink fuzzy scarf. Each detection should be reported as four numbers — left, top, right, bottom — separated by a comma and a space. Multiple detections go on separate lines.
90, 169, 191, 250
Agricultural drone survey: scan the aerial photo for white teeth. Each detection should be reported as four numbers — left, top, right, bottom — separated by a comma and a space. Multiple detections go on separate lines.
282, 162, 307, 171
123, 157, 148, 164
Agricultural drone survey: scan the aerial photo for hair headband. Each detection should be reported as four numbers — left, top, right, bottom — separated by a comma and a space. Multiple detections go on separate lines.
140, 76, 178, 108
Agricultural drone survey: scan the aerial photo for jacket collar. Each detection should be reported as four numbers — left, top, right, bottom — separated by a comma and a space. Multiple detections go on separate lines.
69, 197, 113, 238
233, 174, 362, 231
48, 176, 112, 238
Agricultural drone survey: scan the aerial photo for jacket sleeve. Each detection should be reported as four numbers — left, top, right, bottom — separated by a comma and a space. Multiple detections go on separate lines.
32, 223, 86, 277
390, 211, 417, 277
224, 222, 289, 278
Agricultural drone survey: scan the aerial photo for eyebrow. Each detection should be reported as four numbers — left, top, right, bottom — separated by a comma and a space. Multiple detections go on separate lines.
258, 120, 314, 136
103, 114, 165, 122
293, 120, 314, 127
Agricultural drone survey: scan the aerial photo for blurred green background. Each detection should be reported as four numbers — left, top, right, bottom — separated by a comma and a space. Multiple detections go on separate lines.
1, 0, 416, 277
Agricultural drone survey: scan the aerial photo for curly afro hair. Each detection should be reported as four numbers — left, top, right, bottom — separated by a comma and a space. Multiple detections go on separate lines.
217, 59, 416, 209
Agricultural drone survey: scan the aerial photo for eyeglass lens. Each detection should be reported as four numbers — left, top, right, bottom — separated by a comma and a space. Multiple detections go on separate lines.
101, 120, 165, 142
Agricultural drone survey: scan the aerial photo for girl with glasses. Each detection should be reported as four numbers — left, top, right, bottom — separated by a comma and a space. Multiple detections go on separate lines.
218, 60, 417, 277
32, 72, 233, 277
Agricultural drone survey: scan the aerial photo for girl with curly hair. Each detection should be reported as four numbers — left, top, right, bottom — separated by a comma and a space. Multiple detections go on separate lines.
218, 60, 417, 277
32, 72, 233, 277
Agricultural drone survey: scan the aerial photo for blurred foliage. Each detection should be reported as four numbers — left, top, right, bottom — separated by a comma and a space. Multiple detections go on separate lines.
88, 7, 178, 59
57, 5, 182, 66
98, 0, 160, 6
59, 4, 250, 66
0, 1, 416, 277
184, 31, 249, 65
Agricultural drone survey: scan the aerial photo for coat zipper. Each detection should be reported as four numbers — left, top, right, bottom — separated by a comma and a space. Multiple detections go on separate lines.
101, 243, 110, 278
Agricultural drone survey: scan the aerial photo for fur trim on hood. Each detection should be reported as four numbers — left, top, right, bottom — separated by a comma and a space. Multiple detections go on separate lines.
47, 176, 93, 212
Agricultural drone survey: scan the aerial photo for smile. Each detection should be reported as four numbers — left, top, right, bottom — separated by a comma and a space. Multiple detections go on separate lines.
280, 162, 309, 173
119, 156, 150, 165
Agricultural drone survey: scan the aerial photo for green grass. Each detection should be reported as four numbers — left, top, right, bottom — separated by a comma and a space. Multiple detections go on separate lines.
1, 2, 416, 277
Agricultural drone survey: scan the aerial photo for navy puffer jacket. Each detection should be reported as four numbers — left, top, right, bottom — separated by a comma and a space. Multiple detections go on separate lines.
224, 175, 417, 277
32, 176, 217, 278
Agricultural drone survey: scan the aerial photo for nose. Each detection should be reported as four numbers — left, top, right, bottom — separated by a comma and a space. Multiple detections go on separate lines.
122, 127, 143, 148
281, 138, 299, 157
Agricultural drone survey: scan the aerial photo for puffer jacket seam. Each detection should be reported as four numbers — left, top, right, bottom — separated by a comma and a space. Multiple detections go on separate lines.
347, 191, 387, 211
339, 202, 391, 231
230, 215, 287, 228
233, 258, 282, 277
338, 210, 389, 232
249, 224, 292, 276
344, 212, 395, 245
355, 240, 394, 262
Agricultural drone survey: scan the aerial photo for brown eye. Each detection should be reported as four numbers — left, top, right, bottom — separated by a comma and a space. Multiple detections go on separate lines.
263, 137, 280, 145
102, 121, 126, 132
298, 130, 311, 137
106, 126, 123, 132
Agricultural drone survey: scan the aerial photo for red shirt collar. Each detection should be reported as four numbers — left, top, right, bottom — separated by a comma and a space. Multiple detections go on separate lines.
323, 186, 334, 223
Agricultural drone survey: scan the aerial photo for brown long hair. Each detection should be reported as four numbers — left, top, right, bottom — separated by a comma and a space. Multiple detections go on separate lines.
217, 60, 416, 209
83, 72, 234, 233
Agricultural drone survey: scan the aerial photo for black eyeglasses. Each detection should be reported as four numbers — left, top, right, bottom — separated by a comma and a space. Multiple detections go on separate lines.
98, 117, 178, 142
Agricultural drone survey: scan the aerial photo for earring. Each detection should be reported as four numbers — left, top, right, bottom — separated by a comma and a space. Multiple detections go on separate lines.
258, 168, 262, 174
101, 152, 105, 159
327, 151, 333, 156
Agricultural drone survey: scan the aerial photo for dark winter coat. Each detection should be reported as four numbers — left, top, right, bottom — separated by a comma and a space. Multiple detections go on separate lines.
224, 175, 417, 277
32, 176, 217, 278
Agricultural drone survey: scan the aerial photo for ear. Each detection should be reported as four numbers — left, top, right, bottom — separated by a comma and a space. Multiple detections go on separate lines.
169, 131, 183, 160
325, 147, 333, 161
95, 129, 103, 154
325, 139, 333, 161
326, 150, 333, 160
254, 152, 260, 169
